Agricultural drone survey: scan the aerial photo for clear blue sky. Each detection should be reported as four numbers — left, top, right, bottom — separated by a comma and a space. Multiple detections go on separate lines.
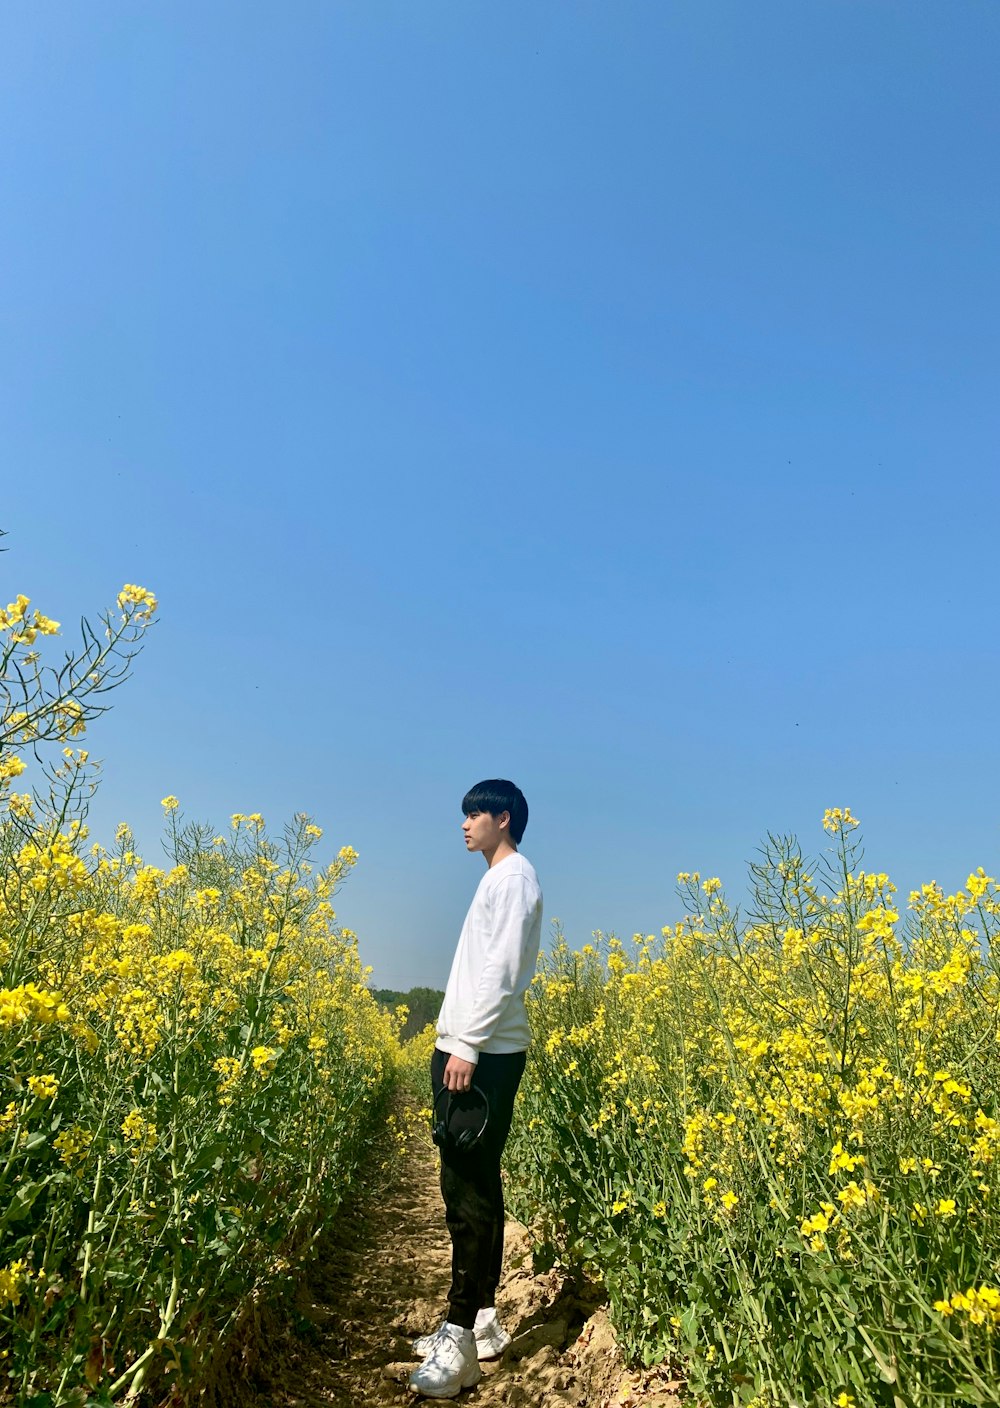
3, 2, 998, 989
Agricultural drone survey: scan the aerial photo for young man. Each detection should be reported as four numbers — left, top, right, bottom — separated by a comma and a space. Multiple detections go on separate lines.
409, 779, 543, 1400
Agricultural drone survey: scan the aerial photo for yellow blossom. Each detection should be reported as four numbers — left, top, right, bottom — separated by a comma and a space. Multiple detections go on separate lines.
116, 584, 158, 617
829, 1140, 864, 1175
27, 1074, 59, 1101
121, 1109, 158, 1152
251, 1045, 279, 1075
53, 1126, 93, 1167
0, 1261, 29, 1307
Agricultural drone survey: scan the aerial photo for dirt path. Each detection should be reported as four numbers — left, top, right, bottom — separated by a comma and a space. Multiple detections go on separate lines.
238, 1114, 683, 1408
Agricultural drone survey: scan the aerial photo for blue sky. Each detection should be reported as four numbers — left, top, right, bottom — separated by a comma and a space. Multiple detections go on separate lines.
3, 2, 998, 989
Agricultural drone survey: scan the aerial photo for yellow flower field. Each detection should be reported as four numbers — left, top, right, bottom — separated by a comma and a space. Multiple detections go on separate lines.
0, 583, 401, 1402
507, 811, 1000, 1407
0, 800, 400, 1403
8, 573, 1000, 1406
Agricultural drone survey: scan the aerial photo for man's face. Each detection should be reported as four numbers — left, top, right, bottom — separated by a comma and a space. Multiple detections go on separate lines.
461, 808, 508, 855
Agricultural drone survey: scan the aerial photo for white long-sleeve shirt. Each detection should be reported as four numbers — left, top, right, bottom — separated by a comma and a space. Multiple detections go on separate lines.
436, 851, 543, 1065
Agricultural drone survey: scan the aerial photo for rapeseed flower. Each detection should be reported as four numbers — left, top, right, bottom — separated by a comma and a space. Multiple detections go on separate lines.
0, 1261, 29, 1307
509, 808, 1000, 1405
27, 1073, 59, 1100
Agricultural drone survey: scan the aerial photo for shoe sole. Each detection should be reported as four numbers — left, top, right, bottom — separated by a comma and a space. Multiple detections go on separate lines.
408, 1366, 482, 1398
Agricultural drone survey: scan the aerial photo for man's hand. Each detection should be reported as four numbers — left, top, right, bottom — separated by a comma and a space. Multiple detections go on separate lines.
443, 1054, 476, 1092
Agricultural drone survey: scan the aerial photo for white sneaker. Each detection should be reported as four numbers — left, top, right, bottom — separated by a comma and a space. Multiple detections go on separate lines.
412, 1311, 511, 1362
408, 1323, 482, 1398
412, 1322, 448, 1359
472, 1307, 511, 1360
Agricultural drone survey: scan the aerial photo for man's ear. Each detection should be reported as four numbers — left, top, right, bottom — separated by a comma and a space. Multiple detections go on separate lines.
498, 810, 511, 832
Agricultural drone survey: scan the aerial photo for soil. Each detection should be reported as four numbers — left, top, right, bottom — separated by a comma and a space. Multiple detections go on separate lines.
235, 1111, 684, 1408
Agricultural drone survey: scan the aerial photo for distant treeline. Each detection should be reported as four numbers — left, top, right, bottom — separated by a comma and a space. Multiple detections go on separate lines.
372, 985, 443, 1041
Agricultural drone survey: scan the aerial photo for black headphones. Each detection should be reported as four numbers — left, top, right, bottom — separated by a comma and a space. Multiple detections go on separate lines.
432, 1083, 491, 1153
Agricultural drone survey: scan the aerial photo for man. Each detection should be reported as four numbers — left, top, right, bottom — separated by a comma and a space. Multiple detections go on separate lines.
409, 779, 543, 1399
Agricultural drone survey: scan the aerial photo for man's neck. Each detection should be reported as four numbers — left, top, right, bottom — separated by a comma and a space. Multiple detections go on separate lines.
483, 840, 518, 869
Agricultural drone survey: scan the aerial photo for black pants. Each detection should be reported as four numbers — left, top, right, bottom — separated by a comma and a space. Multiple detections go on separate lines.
430, 1046, 527, 1330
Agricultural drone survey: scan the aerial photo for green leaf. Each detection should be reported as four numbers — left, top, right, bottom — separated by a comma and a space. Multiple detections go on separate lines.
5, 1176, 48, 1223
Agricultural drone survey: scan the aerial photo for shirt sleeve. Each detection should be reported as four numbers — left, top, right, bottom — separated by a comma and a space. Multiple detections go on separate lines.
445, 874, 540, 1065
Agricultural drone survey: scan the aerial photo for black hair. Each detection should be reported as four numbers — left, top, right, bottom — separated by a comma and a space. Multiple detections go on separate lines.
462, 779, 529, 845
